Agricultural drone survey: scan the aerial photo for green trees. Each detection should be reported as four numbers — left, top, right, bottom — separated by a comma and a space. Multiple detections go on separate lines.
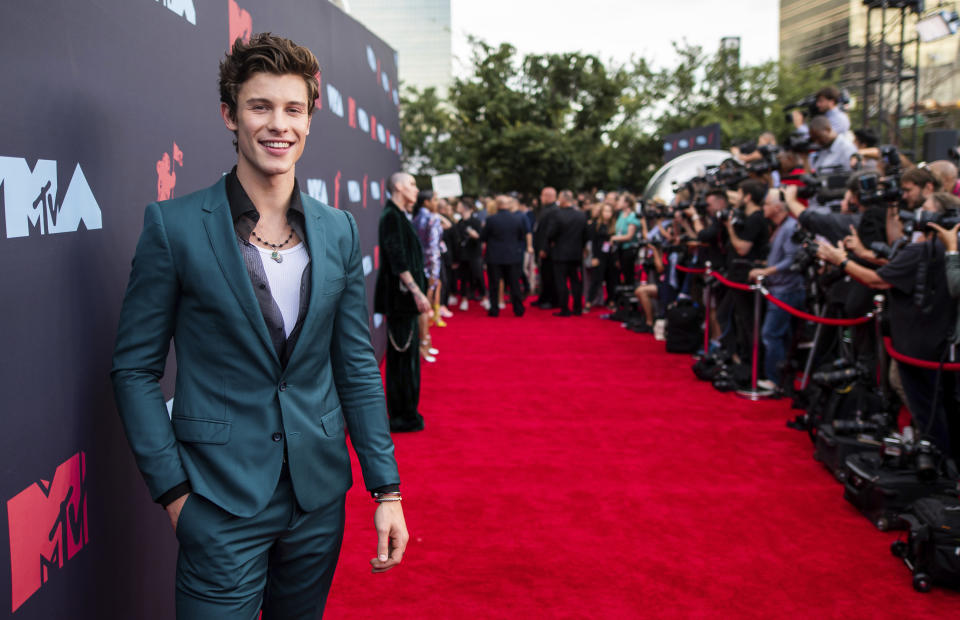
399, 40, 837, 196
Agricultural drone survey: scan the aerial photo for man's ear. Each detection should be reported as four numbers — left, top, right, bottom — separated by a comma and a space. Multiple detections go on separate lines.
306, 111, 313, 136
220, 102, 239, 131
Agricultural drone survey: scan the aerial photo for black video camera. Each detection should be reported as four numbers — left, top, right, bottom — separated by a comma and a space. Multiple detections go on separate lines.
857, 172, 900, 206
782, 171, 848, 205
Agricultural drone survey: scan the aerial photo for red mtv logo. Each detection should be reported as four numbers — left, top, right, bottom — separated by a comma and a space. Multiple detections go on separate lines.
7, 451, 88, 612
156, 142, 184, 201
228, 0, 252, 47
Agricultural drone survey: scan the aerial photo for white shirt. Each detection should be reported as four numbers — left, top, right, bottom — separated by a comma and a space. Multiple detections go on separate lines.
257, 243, 309, 338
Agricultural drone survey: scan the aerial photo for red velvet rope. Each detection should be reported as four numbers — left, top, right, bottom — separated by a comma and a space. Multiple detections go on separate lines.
675, 265, 707, 274
883, 337, 960, 371
707, 270, 754, 291
763, 292, 875, 326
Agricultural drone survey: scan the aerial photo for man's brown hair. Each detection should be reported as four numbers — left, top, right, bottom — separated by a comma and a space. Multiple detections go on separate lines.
901, 167, 939, 191
219, 33, 321, 123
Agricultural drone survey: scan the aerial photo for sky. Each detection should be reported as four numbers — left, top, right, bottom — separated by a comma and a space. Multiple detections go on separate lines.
450, 0, 780, 76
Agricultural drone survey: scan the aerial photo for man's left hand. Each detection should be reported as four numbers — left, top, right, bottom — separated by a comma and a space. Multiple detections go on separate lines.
370, 501, 409, 574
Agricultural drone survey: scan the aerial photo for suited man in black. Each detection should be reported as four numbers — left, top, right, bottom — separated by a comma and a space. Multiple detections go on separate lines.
545, 189, 589, 316
534, 186, 560, 308
455, 199, 485, 301
480, 195, 530, 317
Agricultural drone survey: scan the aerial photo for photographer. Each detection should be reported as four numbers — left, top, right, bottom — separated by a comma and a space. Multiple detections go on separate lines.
817, 193, 959, 460
887, 167, 939, 245
725, 179, 770, 363
809, 116, 857, 179
748, 188, 804, 391
686, 189, 730, 347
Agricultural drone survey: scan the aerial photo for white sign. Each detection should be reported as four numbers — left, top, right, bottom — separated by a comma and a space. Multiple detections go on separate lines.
431, 173, 462, 199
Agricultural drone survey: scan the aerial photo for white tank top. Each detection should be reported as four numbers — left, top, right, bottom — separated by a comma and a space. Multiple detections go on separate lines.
256, 243, 310, 338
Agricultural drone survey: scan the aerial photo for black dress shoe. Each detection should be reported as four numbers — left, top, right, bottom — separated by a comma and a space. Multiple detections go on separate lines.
487, 311, 499, 318
537, 303, 555, 310
553, 310, 572, 317
390, 414, 425, 432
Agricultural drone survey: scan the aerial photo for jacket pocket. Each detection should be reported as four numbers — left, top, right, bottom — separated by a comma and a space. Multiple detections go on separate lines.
171, 416, 232, 444
323, 276, 346, 295
320, 407, 344, 437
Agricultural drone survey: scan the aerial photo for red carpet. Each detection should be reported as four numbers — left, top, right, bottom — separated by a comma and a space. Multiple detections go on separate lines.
325, 300, 959, 618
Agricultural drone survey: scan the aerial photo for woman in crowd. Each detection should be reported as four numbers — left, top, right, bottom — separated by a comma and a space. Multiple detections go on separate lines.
587, 201, 620, 308
610, 192, 641, 286
413, 190, 443, 362
437, 198, 457, 319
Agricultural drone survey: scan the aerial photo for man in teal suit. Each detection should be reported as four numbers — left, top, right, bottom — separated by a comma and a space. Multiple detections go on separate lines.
111, 34, 408, 619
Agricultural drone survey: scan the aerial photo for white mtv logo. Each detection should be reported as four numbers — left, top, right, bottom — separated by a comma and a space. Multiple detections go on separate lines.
0, 157, 102, 238
306, 178, 328, 204
156, 0, 196, 25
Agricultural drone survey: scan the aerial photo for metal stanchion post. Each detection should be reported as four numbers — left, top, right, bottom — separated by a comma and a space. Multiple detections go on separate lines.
737, 276, 774, 400
799, 321, 823, 392
873, 295, 886, 401
702, 261, 712, 357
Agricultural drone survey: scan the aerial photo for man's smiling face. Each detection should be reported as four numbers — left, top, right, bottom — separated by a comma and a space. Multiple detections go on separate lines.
221, 72, 312, 181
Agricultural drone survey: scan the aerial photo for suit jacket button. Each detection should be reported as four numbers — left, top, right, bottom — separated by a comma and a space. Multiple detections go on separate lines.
279, 381, 287, 391
272, 432, 283, 442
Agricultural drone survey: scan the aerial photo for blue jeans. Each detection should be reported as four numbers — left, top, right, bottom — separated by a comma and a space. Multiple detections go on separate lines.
761, 287, 805, 385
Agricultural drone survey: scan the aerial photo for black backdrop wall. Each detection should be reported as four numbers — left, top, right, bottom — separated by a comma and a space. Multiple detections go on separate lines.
0, 1, 399, 617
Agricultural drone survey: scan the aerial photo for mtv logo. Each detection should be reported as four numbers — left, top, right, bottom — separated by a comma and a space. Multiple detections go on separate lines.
228, 0, 252, 47
0, 157, 102, 238
347, 180, 361, 203
7, 451, 88, 612
393, 89, 399, 106
381, 72, 390, 92
377, 125, 387, 145
370, 181, 381, 201
306, 179, 328, 204
362, 255, 373, 276
357, 108, 370, 133
389, 135, 397, 152
156, 142, 184, 201
326, 84, 344, 118
366, 46, 377, 73
157, 0, 196, 25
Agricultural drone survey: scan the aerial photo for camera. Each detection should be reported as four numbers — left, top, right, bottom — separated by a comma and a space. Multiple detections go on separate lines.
832, 413, 893, 436
898, 208, 960, 236
745, 145, 781, 175
785, 131, 818, 154
782, 171, 848, 206
788, 227, 820, 274
880, 430, 943, 481
812, 360, 869, 388
784, 95, 819, 124
857, 172, 901, 206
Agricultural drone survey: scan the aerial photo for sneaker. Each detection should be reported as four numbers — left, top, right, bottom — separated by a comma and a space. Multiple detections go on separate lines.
498, 302, 506, 309
653, 319, 666, 341
756, 379, 777, 392
439, 306, 454, 318
447, 295, 458, 306
480, 298, 491, 310
459, 299, 469, 311
420, 351, 436, 363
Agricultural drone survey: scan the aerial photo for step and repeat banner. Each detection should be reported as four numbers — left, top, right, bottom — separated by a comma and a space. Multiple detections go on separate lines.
0, 1, 400, 617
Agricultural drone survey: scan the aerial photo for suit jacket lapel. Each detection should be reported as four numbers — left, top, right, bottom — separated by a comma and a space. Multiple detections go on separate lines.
285, 197, 325, 369
201, 182, 281, 368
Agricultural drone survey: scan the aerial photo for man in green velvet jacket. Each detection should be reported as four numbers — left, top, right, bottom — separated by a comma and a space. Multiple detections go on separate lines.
111, 33, 407, 619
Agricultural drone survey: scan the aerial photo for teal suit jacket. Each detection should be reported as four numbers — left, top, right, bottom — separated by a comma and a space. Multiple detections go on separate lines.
111, 177, 399, 518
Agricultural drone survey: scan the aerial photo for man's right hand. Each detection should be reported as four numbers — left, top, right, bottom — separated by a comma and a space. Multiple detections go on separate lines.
166, 493, 190, 532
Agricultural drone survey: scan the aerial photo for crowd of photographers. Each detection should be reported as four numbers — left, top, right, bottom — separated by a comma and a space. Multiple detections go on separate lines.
407, 85, 960, 467
634, 86, 960, 465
